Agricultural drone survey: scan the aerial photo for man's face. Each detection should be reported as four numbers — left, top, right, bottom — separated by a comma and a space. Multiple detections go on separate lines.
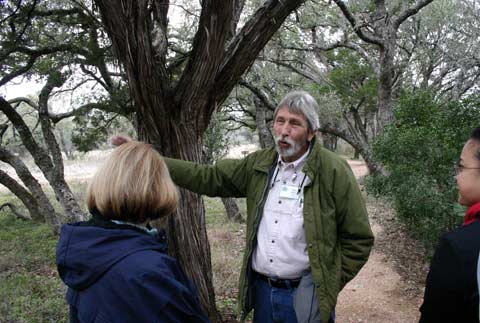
273, 107, 316, 162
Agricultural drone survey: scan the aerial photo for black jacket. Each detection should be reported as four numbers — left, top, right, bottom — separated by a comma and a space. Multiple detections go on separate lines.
419, 220, 480, 323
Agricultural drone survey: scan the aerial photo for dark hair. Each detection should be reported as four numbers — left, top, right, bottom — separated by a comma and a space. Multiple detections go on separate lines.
470, 127, 480, 161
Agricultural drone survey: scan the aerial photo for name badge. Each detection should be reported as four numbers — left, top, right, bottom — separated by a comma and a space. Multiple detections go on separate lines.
279, 184, 299, 199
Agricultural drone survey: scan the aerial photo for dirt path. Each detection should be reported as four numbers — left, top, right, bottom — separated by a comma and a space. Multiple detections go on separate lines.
335, 161, 426, 323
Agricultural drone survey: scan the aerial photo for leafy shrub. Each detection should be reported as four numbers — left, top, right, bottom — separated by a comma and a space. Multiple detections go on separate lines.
367, 91, 480, 250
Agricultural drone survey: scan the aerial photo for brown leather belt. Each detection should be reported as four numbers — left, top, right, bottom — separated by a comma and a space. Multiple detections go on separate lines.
256, 272, 301, 289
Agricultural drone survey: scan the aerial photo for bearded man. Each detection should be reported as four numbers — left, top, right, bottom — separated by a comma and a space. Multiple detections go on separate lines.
114, 91, 374, 323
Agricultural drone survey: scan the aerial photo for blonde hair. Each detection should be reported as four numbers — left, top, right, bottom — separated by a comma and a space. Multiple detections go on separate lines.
87, 141, 178, 223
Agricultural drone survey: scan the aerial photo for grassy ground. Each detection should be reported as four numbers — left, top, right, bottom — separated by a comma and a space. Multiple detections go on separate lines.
0, 209, 68, 322
0, 184, 247, 322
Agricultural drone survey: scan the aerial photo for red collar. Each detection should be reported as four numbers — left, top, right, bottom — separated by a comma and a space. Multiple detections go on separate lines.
464, 202, 480, 226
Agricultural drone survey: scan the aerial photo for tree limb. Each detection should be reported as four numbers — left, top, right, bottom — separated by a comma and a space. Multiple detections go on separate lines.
393, 0, 434, 29
0, 146, 55, 222
174, 0, 236, 120
331, 0, 383, 47
0, 97, 53, 173
0, 44, 81, 87
0, 203, 31, 220
215, 0, 305, 105
239, 80, 277, 111
38, 72, 66, 173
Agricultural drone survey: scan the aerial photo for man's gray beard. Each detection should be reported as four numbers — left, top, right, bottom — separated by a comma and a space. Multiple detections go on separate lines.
274, 136, 303, 159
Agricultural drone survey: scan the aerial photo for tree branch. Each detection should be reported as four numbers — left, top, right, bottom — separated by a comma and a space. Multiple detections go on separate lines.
331, 0, 384, 47
215, 0, 305, 105
0, 146, 55, 221
239, 80, 277, 111
394, 0, 434, 29
49, 102, 110, 123
0, 97, 53, 174
228, 0, 246, 41
38, 72, 66, 173
0, 44, 81, 87
0, 203, 31, 220
174, 0, 236, 121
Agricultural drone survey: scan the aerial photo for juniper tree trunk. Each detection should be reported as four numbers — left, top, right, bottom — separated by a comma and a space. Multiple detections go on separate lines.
137, 117, 219, 320
94, 0, 306, 319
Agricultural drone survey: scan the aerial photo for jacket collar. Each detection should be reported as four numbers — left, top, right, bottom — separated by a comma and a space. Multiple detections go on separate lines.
253, 137, 322, 182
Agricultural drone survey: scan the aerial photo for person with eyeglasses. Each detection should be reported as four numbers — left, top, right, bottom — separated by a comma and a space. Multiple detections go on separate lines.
419, 127, 480, 323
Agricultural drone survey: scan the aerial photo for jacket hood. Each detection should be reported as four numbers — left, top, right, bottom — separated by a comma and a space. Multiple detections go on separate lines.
56, 219, 167, 291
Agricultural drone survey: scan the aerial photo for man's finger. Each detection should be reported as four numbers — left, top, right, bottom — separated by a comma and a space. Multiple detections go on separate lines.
111, 135, 132, 146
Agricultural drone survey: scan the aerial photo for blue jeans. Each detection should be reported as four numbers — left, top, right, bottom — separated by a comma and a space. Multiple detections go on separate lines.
253, 275, 298, 323
253, 274, 336, 323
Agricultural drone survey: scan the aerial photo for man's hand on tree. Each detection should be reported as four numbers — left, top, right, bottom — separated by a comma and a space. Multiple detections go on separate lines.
111, 135, 132, 146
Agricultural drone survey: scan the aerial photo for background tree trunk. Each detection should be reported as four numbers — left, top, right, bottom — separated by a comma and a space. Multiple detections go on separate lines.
254, 97, 275, 149
321, 133, 338, 151
221, 197, 244, 223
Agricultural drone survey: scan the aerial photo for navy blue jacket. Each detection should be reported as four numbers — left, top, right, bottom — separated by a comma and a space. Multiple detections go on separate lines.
56, 214, 210, 323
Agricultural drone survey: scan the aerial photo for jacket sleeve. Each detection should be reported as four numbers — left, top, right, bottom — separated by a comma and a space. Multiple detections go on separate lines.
419, 235, 463, 323
334, 160, 374, 287
163, 156, 252, 198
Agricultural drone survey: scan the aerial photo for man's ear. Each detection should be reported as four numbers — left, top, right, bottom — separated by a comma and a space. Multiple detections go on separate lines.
307, 130, 317, 142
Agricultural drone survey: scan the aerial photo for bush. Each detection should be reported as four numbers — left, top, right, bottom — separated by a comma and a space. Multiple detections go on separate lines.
367, 91, 480, 250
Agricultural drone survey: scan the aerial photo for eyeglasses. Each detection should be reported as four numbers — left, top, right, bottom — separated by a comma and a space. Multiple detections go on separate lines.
454, 163, 480, 175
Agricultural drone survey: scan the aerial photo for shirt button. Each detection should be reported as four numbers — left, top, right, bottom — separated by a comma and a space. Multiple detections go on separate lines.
270, 259, 273, 263
272, 240, 275, 243
278, 200, 282, 204
275, 220, 278, 224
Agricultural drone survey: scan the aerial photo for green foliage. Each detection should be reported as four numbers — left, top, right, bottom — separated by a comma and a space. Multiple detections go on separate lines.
72, 111, 134, 152
367, 91, 480, 249
324, 49, 378, 111
203, 111, 230, 164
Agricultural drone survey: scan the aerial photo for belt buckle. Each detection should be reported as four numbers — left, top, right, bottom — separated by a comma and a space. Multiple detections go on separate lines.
267, 277, 282, 288
270, 277, 292, 289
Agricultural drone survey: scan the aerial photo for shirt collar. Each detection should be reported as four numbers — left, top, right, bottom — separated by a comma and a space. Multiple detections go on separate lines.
277, 146, 310, 171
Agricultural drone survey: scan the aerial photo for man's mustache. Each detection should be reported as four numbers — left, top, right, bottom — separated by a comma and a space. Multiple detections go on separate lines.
275, 135, 294, 146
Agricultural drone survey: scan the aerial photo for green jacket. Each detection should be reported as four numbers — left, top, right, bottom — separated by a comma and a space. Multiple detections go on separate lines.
164, 140, 374, 320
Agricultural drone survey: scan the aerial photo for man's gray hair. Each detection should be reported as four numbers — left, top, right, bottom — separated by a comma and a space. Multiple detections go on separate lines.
274, 91, 320, 131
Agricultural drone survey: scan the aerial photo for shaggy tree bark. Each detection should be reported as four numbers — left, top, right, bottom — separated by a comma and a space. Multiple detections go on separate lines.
94, 0, 305, 318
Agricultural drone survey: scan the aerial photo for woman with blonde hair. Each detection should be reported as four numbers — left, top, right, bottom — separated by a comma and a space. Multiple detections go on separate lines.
56, 141, 210, 323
